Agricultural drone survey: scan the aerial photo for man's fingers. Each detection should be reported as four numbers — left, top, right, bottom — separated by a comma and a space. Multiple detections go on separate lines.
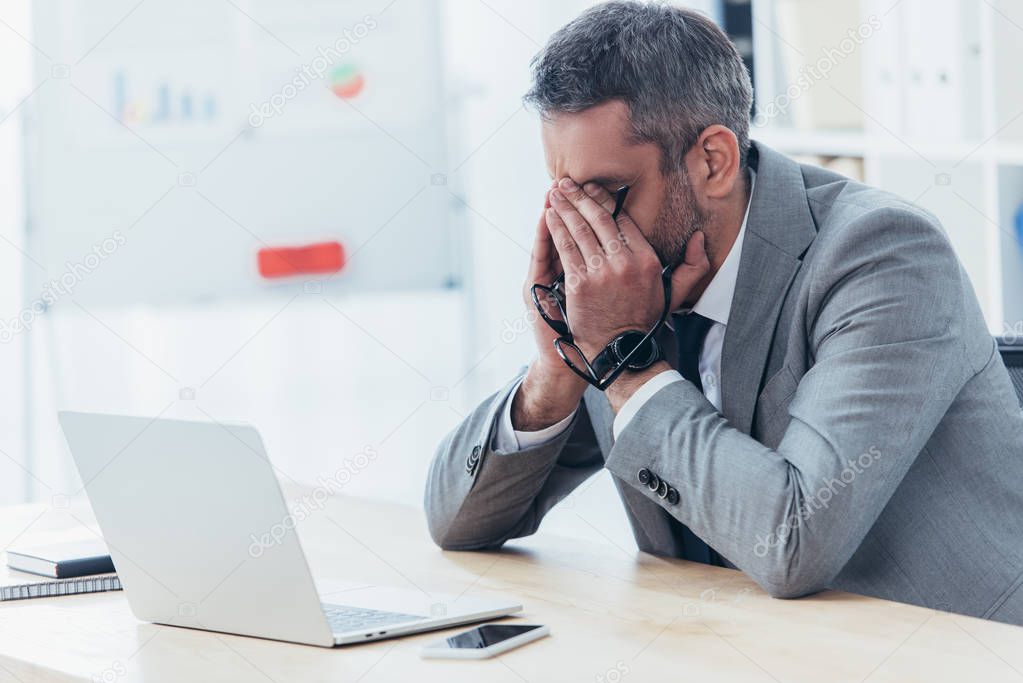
545, 205, 587, 275
524, 186, 561, 305
550, 188, 604, 265
529, 191, 555, 273
557, 178, 626, 252
530, 219, 552, 271
580, 182, 653, 258
669, 230, 711, 311
580, 182, 616, 212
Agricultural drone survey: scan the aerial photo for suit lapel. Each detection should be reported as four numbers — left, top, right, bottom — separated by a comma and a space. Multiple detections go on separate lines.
720, 143, 817, 434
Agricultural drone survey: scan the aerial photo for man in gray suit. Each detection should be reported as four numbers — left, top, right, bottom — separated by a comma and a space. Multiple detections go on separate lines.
425, 1, 1023, 624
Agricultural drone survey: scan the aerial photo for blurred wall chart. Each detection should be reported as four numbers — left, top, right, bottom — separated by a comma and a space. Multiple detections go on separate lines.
26, 0, 456, 307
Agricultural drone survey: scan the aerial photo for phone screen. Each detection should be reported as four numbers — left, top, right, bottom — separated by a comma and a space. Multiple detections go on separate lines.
442, 624, 543, 649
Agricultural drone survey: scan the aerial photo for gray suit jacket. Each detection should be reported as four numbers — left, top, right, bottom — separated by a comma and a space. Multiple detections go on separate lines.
424, 142, 1023, 624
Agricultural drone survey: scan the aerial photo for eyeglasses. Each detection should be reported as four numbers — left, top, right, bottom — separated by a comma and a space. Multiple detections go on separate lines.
529, 185, 675, 390
553, 267, 673, 390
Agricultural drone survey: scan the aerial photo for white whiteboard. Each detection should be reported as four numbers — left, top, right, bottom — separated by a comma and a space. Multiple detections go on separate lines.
26, 0, 457, 306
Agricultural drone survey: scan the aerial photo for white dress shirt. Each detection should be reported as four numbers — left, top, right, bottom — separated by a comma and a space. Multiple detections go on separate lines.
495, 171, 755, 451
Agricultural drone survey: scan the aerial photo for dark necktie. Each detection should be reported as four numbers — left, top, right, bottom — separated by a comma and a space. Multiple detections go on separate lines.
673, 312, 715, 392
669, 312, 724, 567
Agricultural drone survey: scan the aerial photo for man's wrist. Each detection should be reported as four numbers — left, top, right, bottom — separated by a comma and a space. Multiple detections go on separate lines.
605, 360, 672, 413
511, 362, 586, 432
577, 326, 653, 362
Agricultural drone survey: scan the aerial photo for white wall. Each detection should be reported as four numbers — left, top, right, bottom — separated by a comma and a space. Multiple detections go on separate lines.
26, 292, 467, 506
0, 0, 30, 503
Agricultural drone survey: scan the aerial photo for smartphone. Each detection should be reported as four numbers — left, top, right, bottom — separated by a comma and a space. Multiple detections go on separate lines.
419, 623, 549, 659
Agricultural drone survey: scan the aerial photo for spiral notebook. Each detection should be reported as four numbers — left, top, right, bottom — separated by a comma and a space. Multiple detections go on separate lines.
0, 569, 122, 602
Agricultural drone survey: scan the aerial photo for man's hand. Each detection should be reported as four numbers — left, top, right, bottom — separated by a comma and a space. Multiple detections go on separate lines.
511, 185, 590, 432
546, 177, 710, 359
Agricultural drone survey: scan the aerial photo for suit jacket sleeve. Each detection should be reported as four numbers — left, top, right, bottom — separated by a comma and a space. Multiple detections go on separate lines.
424, 370, 604, 550
607, 206, 980, 598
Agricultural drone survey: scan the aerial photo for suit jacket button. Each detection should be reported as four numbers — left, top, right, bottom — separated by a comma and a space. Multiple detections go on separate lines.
647, 474, 661, 492
666, 487, 680, 505
466, 445, 482, 474
638, 468, 651, 485
657, 480, 669, 498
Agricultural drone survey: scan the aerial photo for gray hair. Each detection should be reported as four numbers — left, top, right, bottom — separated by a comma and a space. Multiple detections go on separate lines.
524, 1, 753, 172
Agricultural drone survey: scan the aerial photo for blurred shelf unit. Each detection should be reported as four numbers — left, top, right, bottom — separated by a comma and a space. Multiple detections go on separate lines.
748, 0, 1023, 332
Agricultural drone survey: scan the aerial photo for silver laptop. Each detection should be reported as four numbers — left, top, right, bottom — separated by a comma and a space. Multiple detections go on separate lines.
58, 411, 520, 647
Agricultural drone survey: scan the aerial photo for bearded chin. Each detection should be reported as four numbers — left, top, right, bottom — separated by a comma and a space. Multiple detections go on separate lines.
650, 172, 706, 268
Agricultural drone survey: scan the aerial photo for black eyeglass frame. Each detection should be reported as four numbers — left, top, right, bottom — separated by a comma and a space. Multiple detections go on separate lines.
530, 274, 571, 339
552, 266, 673, 390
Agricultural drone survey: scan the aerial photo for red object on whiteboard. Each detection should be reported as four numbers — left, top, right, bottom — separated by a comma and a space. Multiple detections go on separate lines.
257, 241, 345, 279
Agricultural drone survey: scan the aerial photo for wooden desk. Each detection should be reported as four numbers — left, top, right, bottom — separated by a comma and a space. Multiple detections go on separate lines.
1, 493, 1021, 683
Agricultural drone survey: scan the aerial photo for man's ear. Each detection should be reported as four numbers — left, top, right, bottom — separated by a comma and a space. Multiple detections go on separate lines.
686, 124, 741, 200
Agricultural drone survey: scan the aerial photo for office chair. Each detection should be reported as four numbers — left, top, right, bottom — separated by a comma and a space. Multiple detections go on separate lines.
998, 337, 1023, 406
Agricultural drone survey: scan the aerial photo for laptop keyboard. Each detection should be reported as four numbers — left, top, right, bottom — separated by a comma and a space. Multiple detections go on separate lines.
322, 604, 426, 633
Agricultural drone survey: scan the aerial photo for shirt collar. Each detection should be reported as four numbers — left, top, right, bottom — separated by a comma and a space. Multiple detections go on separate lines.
684, 168, 756, 327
